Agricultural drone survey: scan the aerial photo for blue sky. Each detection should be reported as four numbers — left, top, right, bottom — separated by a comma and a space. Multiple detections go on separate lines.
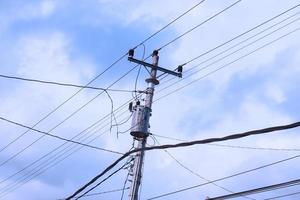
0, 0, 300, 200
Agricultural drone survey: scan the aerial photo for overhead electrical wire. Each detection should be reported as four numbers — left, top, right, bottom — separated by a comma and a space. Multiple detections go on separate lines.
0, 0, 207, 158
158, 7, 300, 84
0, 53, 127, 154
73, 158, 133, 200
65, 121, 300, 199
181, 3, 300, 66
134, 0, 207, 48
0, 109, 132, 196
60, 188, 130, 199
0, 1, 210, 192
155, 27, 300, 102
264, 191, 300, 200
0, 0, 240, 168
152, 136, 254, 200
0, 92, 143, 197
207, 178, 300, 200
157, 0, 242, 51
7, 7, 300, 198
147, 155, 300, 200
0, 66, 137, 168
0, 74, 137, 93
2, 1, 298, 197
208, 143, 300, 152
0, 116, 123, 155
151, 133, 300, 152
0, 94, 148, 197
0, 0, 239, 197
156, 13, 300, 93
59, 3, 300, 200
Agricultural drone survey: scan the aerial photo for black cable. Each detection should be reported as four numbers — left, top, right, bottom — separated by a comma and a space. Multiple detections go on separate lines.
157, 14, 300, 93
155, 27, 300, 102
182, 3, 300, 66
0, 0, 240, 191
207, 179, 300, 200
157, 0, 242, 51
4, 1, 298, 196
0, 116, 123, 155
69, 188, 130, 199
65, 121, 300, 199
74, 158, 133, 200
158, 9, 300, 84
135, 0, 207, 48
0, 53, 127, 154
0, 111, 132, 196
208, 143, 300, 152
0, 65, 138, 168
152, 136, 254, 200
0, 74, 136, 93
151, 133, 300, 152
264, 191, 300, 200
0, 92, 142, 197
0, 0, 206, 158
147, 155, 300, 200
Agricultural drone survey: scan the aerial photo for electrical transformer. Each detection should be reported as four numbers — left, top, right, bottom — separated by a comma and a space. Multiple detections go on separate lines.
130, 105, 150, 138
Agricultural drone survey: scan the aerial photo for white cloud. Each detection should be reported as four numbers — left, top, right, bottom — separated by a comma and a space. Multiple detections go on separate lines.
1, 0, 300, 199
0, 1, 56, 34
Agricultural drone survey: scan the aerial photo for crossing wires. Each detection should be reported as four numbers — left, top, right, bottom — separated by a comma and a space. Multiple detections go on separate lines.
0, 0, 207, 155
65, 121, 300, 199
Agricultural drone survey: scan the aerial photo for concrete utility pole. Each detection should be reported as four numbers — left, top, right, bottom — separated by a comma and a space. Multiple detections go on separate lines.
127, 49, 182, 200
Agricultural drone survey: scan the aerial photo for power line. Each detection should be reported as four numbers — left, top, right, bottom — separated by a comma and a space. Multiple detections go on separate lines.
65, 121, 300, 199
264, 191, 300, 200
158, 7, 300, 84
158, 0, 242, 51
135, 0, 207, 47
73, 158, 133, 200
151, 133, 300, 152
147, 155, 300, 200
0, 0, 206, 157
66, 188, 130, 199
208, 143, 300, 152
0, 65, 137, 168
0, 116, 123, 155
156, 15, 300, 95
0, 93, 142, 195
0, 108, 131, 195
0, 74, 137, 93
207, 178, 300, 200
0, 52, 127, 154
155, 27, 300, 101
0, 2, 212, 194
181, 3, 300, 66
0, 97, 141, 197
151, 136, 254, 200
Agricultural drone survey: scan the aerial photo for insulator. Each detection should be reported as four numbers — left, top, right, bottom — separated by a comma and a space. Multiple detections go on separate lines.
177, 65, 183, 73
152, 50, 159, 56
129, 102, 133, 112
136, 100, 140, 106
128, 49, 134, 57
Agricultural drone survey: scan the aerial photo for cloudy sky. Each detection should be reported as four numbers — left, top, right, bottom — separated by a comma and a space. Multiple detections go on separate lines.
0, 0, 300, 199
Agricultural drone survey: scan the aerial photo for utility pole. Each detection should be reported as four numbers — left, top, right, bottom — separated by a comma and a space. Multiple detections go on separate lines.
127, 49, 182, 200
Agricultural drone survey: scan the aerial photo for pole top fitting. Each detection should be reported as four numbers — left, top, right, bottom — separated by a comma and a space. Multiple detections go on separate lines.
128, 49, 135, 58
152, 50, 159, 57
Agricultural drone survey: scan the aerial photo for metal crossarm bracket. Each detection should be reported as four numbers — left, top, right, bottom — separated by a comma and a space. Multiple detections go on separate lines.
128, 53, 182, 78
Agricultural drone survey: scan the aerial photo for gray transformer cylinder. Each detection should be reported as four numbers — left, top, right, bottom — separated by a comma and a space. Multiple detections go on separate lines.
130, 105, 151, 138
